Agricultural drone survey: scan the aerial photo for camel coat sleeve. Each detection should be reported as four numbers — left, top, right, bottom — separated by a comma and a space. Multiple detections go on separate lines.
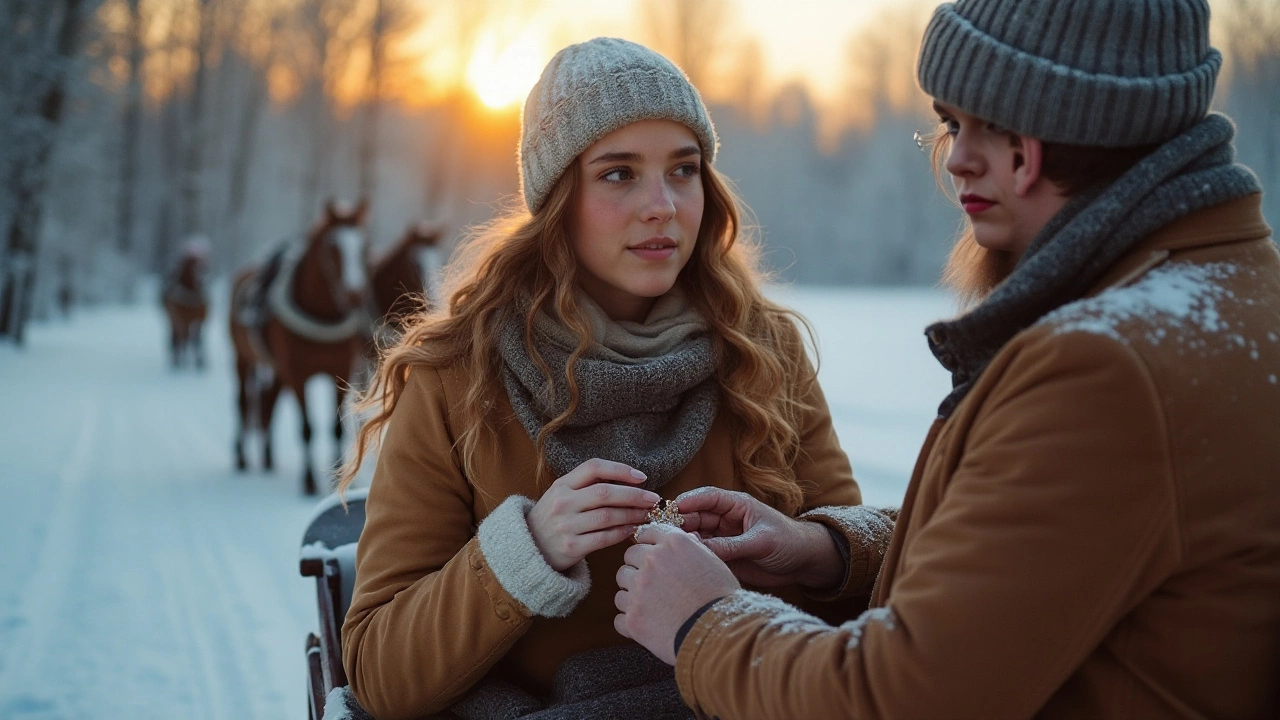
675, 330, 1180, 720
342, 368, 536, 720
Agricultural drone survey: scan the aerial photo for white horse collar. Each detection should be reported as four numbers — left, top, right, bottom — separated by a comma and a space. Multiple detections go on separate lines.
266, 243, 368, 343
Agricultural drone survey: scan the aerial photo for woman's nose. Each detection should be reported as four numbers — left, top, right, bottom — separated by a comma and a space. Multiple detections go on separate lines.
945, 133, 982, 178
642, 178, 676, 223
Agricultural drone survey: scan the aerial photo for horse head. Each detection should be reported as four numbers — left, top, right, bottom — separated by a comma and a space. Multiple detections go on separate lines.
308, 198, 371, 312
403, 220, 444, 281
177, 234, 212, 286
370, 220, 446, 327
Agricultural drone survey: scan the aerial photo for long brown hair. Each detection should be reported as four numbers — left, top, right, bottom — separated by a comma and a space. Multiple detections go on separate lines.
339, 159, 817, 514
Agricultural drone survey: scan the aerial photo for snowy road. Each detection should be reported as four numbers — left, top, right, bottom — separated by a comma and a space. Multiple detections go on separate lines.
0, 284, 952, 719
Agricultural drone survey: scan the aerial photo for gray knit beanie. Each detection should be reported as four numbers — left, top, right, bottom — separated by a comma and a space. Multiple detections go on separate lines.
917, 0, 1222, 147
519, 37, 718, 214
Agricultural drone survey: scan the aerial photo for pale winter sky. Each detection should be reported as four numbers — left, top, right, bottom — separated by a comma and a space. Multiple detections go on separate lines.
415, 0, 910, 110
564, 0, 893, 101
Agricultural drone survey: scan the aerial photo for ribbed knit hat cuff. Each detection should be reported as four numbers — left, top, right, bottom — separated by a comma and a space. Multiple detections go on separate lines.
917, 5, 1222, 147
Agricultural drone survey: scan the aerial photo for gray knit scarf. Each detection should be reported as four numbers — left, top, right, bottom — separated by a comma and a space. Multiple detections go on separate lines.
497, 289, 719, 491
927, 113, 1262, 418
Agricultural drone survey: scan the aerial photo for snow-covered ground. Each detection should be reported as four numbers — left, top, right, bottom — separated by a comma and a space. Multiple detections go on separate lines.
0, 282, 954, 719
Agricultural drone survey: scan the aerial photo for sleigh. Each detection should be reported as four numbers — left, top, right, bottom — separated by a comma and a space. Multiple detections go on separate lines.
299, 488, 369, 720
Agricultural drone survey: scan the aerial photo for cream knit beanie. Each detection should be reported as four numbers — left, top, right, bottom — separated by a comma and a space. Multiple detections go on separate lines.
519, 37, 718, 214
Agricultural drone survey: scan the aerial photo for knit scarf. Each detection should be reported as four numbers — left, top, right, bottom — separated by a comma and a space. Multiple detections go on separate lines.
927, 113, 1262, 418
497, 289, 719, 491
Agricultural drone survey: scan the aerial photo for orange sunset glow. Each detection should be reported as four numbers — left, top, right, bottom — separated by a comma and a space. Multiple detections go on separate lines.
466, 29, 547, 109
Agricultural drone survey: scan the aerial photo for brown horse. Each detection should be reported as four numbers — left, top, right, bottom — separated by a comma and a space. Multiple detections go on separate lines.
229, 200, 371, 495
349, 221, 444, 394
162, 236, 211, 369
368, 220, 444, 333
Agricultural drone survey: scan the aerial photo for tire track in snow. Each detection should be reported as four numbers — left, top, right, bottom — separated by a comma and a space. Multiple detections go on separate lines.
147, 390, 314, 719
140, 396, 255, 720
0, 392, 100, 715
171, 398, 320, 715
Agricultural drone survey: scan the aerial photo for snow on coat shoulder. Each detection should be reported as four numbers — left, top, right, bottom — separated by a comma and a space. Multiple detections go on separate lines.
1040, 261, 1250, 351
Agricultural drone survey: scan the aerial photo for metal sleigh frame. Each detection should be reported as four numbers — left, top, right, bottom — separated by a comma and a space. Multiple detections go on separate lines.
299, 488, 368, 720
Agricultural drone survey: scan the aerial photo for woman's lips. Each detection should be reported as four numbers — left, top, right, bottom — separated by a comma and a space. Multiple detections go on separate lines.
628, 247, 676, 260
960, 194, 994, 214
628, 239, 676, 260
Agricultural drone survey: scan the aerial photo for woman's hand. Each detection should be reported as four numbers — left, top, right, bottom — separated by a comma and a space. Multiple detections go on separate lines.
676, 487, 844, 590
527, 458, 661, 572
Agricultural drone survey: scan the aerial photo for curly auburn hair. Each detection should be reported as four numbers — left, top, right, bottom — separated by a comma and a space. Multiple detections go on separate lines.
338, 159, 819, 515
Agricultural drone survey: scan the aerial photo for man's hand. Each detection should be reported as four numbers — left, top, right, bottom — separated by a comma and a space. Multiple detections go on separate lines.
614, 524, 740, 664
676, 487, 844, 590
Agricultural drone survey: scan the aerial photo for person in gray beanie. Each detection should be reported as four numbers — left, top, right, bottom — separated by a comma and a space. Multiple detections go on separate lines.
616, 2, 1280, 718
335, 36, 880, 720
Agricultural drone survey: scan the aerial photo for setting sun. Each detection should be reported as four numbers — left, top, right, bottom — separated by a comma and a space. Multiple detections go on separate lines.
467, 31, 546, 109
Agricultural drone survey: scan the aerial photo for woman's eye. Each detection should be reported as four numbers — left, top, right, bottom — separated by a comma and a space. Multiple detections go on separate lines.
939, 117, 959, 137
672, 163, 700, 179
601, 167, 633, 183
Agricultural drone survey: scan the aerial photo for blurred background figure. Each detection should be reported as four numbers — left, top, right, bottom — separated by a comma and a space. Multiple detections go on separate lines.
161, 234, 211, 369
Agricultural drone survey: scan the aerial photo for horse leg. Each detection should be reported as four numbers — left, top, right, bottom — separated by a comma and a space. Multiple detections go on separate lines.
193, 321, 205, 370
259, 373, 283, 472
170, 319, 182, 369
234, 358, 253, 471
293, 380, 317, 496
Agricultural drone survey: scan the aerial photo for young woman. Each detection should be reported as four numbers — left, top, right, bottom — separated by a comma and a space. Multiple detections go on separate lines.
337, 38, 873, 719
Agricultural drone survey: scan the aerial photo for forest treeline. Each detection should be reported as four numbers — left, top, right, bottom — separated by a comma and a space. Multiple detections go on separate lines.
1, 0, 1276, 343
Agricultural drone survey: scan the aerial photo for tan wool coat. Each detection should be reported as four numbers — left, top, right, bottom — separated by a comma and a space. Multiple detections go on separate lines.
343, 337, 872, 720
676, 195, 1280, 719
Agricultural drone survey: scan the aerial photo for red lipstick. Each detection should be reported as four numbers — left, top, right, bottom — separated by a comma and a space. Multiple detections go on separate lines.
960, 193, 994, 214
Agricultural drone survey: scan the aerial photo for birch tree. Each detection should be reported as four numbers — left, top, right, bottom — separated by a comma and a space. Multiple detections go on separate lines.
178, 0, 215, 239
0, 0, 98, 343
294, 0, 363, 228
221, 2, 285, 265
640, 0, 731, 93
358, 0, 420, 240
419, 0, 501, 219
115, 0, 142, 259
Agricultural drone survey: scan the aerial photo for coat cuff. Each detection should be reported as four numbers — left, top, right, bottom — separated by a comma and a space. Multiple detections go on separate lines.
675, 590, 827, 711
477, 495, 591, 618
799, 505, 896, 601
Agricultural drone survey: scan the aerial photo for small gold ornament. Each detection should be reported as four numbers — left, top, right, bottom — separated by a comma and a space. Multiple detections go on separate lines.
634, 499, 683, 541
